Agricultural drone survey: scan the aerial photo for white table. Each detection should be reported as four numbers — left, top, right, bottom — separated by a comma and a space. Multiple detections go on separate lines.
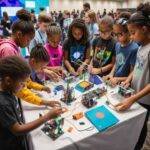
23, 76, 147, 150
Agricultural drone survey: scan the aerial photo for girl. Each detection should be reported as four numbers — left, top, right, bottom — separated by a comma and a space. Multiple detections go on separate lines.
44, 23, 63, 67
0, 9, 35, 58
115, 3, 150, 149
0, 56, 63, 150
85, 10, 99, 42
89, 15, 116, 76
63, 18, 91, 76
104, 13, 139, 86
16, 44, 61, 107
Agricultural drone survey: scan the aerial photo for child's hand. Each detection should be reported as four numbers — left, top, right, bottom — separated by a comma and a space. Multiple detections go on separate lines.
89, 67, 100, 75
109, 77, 119, 87
42, 86, 51, 93
48, 72, 60, 82
53, 66, 64, 76
121, 80, 130, 88
70, 67, 78, 76
46, 100, 61, 107
115, 97, 135, 111
77, 65, 84, 75
46, 107, 63, 119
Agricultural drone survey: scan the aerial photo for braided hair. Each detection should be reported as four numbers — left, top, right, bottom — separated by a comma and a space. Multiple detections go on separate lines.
46, 23, 62, 36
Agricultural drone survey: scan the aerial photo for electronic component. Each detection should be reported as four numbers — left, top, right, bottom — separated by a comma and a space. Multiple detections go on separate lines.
81, 98, 97, 108
64, 74, 76, 83
72, 112, 84, 120
118, 86, 135, 97
60, 84, 76, 104
81, 87, 107, 108
41, 117, 64, 140
89, 74, 103, 85
75, 81, 94, 92
53, 85, 64, 95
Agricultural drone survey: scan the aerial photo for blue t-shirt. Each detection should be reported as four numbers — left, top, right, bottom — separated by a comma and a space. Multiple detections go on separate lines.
114, 41, 139, 77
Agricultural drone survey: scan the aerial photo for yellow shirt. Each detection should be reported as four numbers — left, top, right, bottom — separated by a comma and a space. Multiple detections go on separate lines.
16, 78, 44, 105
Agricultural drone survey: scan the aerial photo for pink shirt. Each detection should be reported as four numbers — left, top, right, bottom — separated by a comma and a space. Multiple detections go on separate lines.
44, 43, 63, 67
0, 38, 20, 58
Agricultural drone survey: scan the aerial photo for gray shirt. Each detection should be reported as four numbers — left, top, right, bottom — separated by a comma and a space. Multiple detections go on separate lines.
29, 29, 47, 51
132, 43, 150, 105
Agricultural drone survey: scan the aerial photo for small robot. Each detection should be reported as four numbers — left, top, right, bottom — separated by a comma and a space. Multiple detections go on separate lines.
81, 97, 97, 108
81, 87, 107, 108
41, 117, 64, 140
118, 86, 135, 97
60, 82, 76, 104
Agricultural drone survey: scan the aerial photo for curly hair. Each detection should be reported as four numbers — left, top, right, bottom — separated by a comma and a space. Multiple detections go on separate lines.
0, 56, 31, 80
67, 18, 89, 45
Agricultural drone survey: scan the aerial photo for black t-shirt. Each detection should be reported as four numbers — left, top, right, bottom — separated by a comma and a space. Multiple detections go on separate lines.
92, 37, 116, 68
63, 39, 90, 71
1, 19, 12, 37
0, 91, 29, 150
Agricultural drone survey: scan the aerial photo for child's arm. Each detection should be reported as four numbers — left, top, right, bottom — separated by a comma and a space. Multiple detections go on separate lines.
43, 68, 60, 82
115, 84, 150, 111
90, 56, 115, 75
16, 87, 60, 107
10, 107, 63, 135
44, 66, 64, 76
103, 63, 116, 81
121, 71, 133, 88
77, 48, 91, 75
27, 78, 50, 93
64, 50, 77, 75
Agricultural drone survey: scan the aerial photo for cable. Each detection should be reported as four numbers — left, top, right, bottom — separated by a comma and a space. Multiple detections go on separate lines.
65, 118, 94, 132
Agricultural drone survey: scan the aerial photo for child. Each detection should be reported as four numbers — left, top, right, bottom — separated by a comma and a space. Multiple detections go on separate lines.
16, 44, 61, 107
63, 18, 91, 76
29, 14, 51, 51
0, 56, 63, 150
0, 9, 35, 58
115, 3, 150, 149
89, 15, 116, 76
104, 13, 139, 86
44, 23, 63, 67
63, 10, 73, 39
85, 10, 99, 42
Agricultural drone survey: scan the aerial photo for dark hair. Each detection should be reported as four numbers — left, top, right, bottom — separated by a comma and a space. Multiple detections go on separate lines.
11, 9, 35, 35
115, 12, 131, 32
118, 12, 131, 20
68, 18, 89, 44
0, 56, 31, 80
30, 44, 50, 62
3, 11, 9, 21
83, 2, 90, 9
128, 2, 150, 27
38, 14, 51, 23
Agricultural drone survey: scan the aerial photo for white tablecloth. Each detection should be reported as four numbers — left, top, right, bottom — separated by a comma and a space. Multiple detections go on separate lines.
23, 77, 147, 150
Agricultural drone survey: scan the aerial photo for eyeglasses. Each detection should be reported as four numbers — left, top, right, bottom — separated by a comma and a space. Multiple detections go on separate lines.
113, 32, 125, 37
